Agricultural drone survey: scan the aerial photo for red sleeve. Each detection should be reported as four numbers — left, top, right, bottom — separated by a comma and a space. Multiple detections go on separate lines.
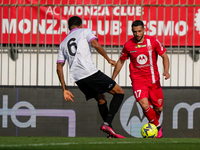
120, 45, 129, 61
154, 39, 166, 56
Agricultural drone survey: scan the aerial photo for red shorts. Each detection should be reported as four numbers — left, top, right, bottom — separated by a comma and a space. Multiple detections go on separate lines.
131, 81, 163, 108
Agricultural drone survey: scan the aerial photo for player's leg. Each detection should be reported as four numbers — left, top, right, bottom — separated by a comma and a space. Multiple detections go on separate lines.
151, 86, 163, 121
150, 81, 163, 118
78, 71, 125, 138
154, 106, 163, 120
149, 81, 164, 138
138, 98, 160, 127
104, 84, 124, 126
94, 94, 108, 122
100, 84, 125, 138
153, 106, 163, 138
76, 80, 109, 122
132, 82, 160, 126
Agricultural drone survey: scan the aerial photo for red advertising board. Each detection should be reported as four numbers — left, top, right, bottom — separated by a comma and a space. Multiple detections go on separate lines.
0, 0, 200, 46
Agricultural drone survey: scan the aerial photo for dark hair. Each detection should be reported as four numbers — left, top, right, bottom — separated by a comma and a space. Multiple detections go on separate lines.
68, 16, 82, 30
131, 20, 144, 29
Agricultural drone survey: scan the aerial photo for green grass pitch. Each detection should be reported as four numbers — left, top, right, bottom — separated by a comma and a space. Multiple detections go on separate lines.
0, 137, 199, 150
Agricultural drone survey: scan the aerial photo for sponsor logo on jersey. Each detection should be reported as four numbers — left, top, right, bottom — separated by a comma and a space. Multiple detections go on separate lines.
130, 50, 137, 53
135, 44, 147, 48
120, 52, 124, 57
137, 54, 148, 65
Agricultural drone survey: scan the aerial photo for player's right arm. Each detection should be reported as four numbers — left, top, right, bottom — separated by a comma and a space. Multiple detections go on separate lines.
112, 59, 125, 80
90, 39, 116, 67
57, 62, 74, 102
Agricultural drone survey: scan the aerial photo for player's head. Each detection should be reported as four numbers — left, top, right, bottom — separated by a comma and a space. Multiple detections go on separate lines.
131, 20, 145, 42
131, 20, 144, 29
68, 16, 83, 30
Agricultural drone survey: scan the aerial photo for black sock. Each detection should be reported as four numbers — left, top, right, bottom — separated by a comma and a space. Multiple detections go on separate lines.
105, 94, 124, 125
98, 101, 108, 121
157, 126, 161, 131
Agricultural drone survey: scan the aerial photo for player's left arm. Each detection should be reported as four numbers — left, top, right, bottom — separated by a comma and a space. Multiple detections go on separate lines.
90, 39, 116, 67
161, 52, 170, 80
155, 39, 170, 80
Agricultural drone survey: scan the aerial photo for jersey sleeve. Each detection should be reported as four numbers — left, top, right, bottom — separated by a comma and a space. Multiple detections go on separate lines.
57, 44, 66, 64
86, 29, 98, 43
120, 45, 129, 61
154, 39, 166, 56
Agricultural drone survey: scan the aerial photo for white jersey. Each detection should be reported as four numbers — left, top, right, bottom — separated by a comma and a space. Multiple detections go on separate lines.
57, 28, 98, 82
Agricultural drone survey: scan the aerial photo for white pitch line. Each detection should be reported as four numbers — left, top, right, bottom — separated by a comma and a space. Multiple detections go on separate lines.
0, 141, 181, 148
0, 141, 136, 148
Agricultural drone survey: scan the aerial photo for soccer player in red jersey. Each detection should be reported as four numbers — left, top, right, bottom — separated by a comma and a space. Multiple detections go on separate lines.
112, 20, 170, 138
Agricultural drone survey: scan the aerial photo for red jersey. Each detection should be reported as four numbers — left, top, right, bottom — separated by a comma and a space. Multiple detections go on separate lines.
120, 35, 166, 84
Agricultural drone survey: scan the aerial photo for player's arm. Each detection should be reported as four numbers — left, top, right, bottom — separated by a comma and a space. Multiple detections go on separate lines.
56, 63, 74, 102
112, 59, 125, 80
90, 39, 116, 67
161, 52, 170, 80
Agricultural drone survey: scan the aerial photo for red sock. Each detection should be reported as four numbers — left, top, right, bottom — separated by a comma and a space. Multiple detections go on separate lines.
143, 107, 159, 126
155, 111, 161, 120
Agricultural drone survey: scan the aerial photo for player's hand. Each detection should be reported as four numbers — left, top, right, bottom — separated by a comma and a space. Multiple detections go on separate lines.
63, 90, 74, 102
108, 59, 116, 67
163, 72, 170, 80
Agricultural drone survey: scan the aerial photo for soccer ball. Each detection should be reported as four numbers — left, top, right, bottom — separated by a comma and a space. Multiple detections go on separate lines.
141, 123, 158, 138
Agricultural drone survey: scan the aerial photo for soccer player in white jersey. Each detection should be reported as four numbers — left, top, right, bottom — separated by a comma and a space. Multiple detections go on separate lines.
56, 16, 125, 138
112, 20, 170, 138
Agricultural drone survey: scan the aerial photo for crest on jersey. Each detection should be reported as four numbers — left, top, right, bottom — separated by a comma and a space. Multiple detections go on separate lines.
147, 45, 152, 50
137, 54, 148, 65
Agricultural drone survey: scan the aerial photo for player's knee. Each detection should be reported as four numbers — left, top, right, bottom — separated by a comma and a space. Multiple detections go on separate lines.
115, 85, 124, 94
95, 94, 106, 105
154, 107, 163, 112
114, 93, 124, 100
119, 87, 124, 94
142, 105, 150, 111
98, 99, 106, 105
138, 98, 149, 110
